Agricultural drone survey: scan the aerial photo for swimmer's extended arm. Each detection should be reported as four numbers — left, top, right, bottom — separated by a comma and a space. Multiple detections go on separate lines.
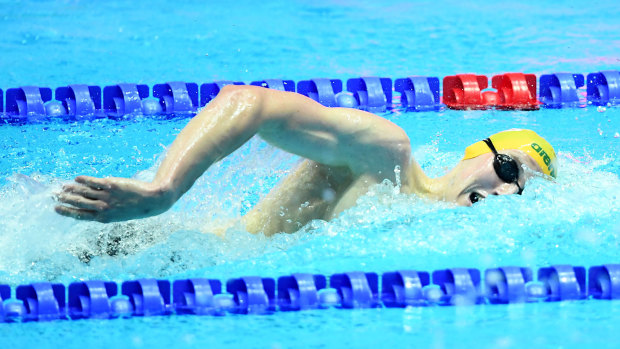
56, 85, 411, 222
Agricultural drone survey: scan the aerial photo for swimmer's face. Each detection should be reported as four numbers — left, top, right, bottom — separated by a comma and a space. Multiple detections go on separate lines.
448, 150, 542, 206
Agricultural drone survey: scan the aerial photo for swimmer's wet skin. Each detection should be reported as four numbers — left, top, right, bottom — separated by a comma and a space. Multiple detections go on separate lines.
55, 85, 557, 236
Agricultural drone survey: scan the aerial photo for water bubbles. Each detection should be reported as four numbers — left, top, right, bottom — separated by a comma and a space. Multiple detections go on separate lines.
322, 188, 336, 202
394, 165, 402, 188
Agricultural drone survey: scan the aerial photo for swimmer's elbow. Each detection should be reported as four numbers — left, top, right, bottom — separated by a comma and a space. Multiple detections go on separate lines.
214, 84, 266, 122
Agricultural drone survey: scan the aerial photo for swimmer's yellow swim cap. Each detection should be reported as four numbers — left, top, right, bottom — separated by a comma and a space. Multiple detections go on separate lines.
463, 129, 558, 178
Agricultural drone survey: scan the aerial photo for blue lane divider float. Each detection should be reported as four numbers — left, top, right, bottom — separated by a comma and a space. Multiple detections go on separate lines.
432, 268, 484, 305
277, 273, 326, 311
346, 77, 392, 112
250, 79, 295, 92
5, 86, 53, 122
68, 280, 117, 319
0, 283, 13, 320
55, 84, 103, 119
330, 272, 380, 309
539, 73, 585, 108
0, 284, 9, 301
1, 70, 618, 123
484, 267, 533, 304
226, 276, 276, 314
172, 278, 222, 315
297, 78, 343, 108
538, 265, 587, 301
1, 263, 620, 323
103, 83, 150, 118
121, 279, 172, 316
1, 283, 28, 321
15, 282, 66, 321
587, 70, 620, 106
589, 264, 620, 299
381, 270, 430, 307
394, 76, 441, 111
153, 81, 199, 114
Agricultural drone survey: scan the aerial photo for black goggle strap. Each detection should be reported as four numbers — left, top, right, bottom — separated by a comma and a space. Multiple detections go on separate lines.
482, 138, 523, 195
482, 138, 499, 155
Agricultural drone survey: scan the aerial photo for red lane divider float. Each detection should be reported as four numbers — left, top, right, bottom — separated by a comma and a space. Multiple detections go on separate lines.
443, 73, 540, 110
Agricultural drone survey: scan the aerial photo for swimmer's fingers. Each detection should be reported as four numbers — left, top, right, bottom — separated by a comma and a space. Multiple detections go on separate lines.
62, 183, 109, 200
54, 205, 98, 221
75, 176, 112, 191
56, 193, 109, 211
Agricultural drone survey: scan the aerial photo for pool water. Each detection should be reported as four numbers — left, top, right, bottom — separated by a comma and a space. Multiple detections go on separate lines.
1, 0, 619, 348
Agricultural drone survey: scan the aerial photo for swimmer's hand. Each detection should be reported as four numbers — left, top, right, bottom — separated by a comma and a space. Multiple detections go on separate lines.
55, 176, 173, 223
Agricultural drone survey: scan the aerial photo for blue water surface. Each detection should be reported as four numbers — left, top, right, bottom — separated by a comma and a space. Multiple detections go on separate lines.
0, 0, 619, 348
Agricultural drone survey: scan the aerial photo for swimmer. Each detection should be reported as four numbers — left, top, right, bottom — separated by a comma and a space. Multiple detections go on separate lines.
55, 85, 557, 236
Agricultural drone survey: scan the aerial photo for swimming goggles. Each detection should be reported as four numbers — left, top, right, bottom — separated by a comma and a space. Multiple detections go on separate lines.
482, 138, 523, 195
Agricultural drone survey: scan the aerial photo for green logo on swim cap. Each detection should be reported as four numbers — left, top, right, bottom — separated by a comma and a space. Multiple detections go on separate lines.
531, 143, 556, 177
